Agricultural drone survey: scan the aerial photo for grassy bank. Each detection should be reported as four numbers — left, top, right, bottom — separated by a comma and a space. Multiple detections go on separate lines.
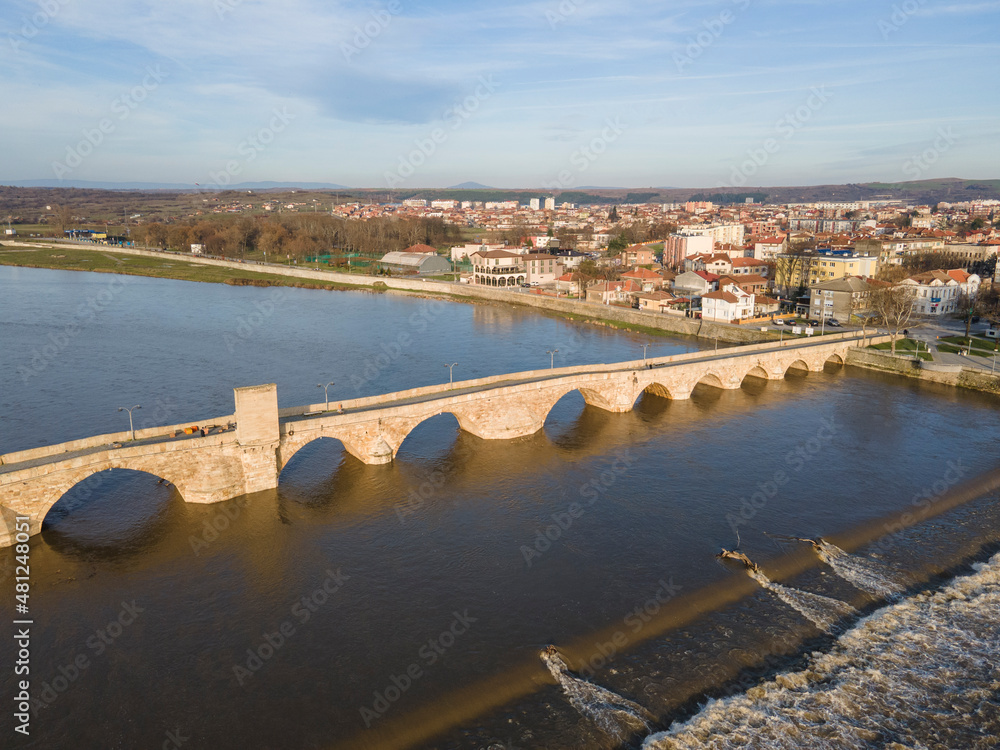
869, 338, 934, 361
0, 245, 369, 291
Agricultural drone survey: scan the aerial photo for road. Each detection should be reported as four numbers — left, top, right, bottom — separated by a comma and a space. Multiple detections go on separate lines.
0, 333, 871, 478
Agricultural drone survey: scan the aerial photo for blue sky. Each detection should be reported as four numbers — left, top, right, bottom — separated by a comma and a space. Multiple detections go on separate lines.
2, 0, 998, 188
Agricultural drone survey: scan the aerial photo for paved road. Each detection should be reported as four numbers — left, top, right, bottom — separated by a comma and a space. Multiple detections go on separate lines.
3, 334, 867, 477
909, 320, 1000, 372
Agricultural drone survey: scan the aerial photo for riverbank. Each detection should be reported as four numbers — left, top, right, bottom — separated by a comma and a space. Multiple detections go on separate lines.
0, 241, 783, 344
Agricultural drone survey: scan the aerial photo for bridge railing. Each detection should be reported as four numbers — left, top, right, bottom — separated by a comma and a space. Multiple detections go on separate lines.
0, 415, 235, 467
277, 332, 880, 418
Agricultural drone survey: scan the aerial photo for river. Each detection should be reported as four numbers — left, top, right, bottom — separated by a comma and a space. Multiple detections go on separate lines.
1, 265, 999, 749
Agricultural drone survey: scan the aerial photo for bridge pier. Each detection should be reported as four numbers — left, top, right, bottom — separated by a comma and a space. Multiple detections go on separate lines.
234, 384, 281, 495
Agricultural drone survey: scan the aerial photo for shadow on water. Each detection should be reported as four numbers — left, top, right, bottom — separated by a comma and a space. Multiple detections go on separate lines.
544, 390, 615, 450
40, 469, 180, 559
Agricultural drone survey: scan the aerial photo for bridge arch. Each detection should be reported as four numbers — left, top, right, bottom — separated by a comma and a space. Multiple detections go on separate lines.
40, 466, 181, 548
694, 372, 727, 390
395, 412, 463, 460
825, 353, 845, 366
785, 359, 811, 375
743, 365, 771, 382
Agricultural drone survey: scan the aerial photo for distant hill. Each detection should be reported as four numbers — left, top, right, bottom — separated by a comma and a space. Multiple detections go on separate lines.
447, 181, 494, 189
5, 179, 352, 191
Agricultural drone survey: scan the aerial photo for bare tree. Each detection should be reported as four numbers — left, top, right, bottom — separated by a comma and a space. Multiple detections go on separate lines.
869, 283, 915, 355
956, 288, 981, 338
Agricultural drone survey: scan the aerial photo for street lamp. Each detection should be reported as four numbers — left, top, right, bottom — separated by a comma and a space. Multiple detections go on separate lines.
317, 381, 334, 410
641, 343, 650, 363
547, 349, 558, 368
445, 362, 457, 385
118, 405, 141, 441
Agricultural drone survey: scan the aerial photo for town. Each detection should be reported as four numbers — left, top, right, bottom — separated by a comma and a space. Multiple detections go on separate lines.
7, 190, 999, 340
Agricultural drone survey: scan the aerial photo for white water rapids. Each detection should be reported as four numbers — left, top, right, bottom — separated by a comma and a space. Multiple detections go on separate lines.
746, 568, 858, 633
643, 551, 1000, 749
540, 648, 652, 742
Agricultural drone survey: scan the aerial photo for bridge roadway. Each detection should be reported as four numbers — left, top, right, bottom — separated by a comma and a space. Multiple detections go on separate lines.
0, 332, 886, 546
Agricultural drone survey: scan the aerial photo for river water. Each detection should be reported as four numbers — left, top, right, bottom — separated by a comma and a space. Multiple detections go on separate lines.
1, 265, 999, 749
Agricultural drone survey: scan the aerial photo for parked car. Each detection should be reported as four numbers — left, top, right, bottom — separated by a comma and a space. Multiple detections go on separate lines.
827, 319, 841, 327
772, 319, 785, 326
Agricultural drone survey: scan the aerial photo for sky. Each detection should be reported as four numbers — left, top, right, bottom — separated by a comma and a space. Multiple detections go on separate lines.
1, 0, 998, 189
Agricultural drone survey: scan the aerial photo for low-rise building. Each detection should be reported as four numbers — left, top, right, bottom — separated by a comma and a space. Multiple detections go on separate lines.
379, 251, 452, 275
701, 287, 754, 323
808, 276, 872, 324
621, 267, 664, 291
619, 243, 658, 267
470, 249, 525, 287
636, 290, 678, 313
523, 254, 565, 285
901, 269, 981, 315
585, 279, 642, 305
672, 270, 718, 297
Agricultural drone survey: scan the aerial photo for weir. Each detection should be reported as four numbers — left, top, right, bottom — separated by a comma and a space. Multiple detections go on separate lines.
0, 334, 886, 547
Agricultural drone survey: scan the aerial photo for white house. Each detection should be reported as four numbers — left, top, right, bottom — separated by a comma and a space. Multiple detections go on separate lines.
901, 269, 980, 315
700, 287, 755, 323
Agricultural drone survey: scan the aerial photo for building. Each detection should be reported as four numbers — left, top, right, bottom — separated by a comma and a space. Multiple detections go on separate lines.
552, 248, 586, 269
529, 198, 540, 210
684, 253, 732, 275
585, 280, 641, 305
808, 276, 872, 324
664, 234, 713, 268
776, 250, 878, 292
717, 273, 767, 296
672, 270, 718, 297
752, 236, 787, 260
620, 267, 664, 291
618, 243, 658, 267
379, 251, 452, 275
730, 257, 770, 276
701, 287, 754, 323
470, 249, 525, 287
677, 222, 746, 248
544, 197, 556, 211
451, 243, 506, 262
635, 290, 678, 313
523, 254, 565, 285
901, 269, 981, 315
554, 272, 585, 296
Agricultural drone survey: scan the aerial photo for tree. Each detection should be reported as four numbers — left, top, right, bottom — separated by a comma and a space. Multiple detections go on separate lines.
869, 282, 915, 355
607, 233, 628, 253
956, 288, 981, 337
53, 204, 73, 235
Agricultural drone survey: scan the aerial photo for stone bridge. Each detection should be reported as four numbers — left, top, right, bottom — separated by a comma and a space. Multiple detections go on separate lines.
0, 333, 885, 546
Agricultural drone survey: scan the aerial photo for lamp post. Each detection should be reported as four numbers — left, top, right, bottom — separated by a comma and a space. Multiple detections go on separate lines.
992, 352, 998, 375
445, 362, 457, 385
641, 343, 650, 363
317, 381, 334, 410
118, 405, 141, 441
546, 349, 558, 368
